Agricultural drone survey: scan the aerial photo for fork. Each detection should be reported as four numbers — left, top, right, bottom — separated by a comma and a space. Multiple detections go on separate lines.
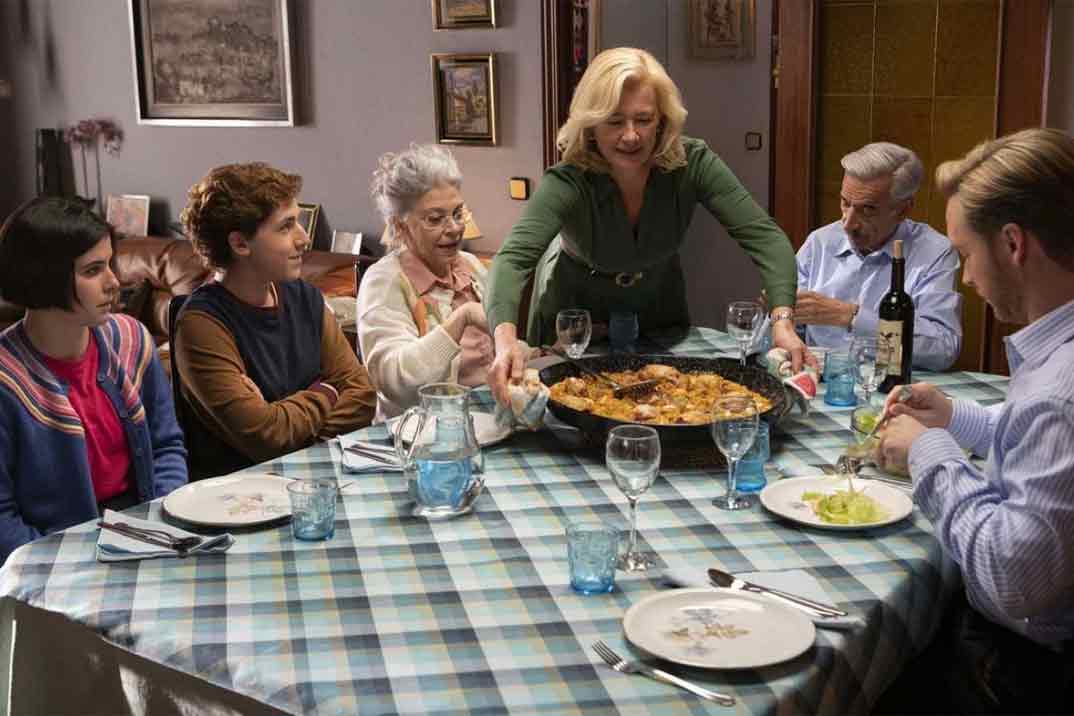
97, 521, 203, 555
591, 640, 735, 706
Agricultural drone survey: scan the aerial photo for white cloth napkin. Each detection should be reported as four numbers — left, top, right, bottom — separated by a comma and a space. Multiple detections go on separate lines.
494, 368, 549, 432
337, 434, 403, 474
662, 566, 865, 630
96, 509, 234, 562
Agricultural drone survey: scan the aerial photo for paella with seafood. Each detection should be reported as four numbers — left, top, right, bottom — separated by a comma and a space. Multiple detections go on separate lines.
546, 363, 773, 426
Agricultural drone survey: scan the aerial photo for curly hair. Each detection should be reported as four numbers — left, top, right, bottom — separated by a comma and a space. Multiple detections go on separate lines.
556, 47, 688, 173
180, 163, 303, 269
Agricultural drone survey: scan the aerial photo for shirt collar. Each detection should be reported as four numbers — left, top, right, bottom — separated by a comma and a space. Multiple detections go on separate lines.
397, 248, 473, 296
1004, 297, 1074, 373
836, 220, 907, 259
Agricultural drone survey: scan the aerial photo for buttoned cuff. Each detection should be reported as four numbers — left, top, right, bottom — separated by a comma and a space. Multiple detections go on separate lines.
908, 428, 967, 506
948, 399, 992, 452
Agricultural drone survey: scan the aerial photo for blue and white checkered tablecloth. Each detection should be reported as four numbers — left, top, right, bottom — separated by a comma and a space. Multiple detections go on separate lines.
0, 328, 1009, 715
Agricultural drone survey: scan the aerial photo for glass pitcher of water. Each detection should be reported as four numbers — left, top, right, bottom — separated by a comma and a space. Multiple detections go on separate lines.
394, 383, 484, 519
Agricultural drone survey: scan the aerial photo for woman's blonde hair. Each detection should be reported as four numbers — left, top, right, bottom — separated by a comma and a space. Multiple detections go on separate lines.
556, 47, 688, 173
936, 128, 1074, 271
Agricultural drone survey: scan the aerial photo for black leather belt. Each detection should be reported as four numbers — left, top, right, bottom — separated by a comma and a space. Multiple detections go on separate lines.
559, 242, 644, 287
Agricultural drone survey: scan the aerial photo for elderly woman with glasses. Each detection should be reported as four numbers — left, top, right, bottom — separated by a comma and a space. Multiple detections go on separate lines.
358, 144, 532, 420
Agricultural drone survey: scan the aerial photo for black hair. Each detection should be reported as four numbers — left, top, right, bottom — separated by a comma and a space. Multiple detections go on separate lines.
0, 197, 115, 310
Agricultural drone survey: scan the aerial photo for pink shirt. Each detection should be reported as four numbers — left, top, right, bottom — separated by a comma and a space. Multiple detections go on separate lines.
41, 337, 132, 502
397, 251, 494, 387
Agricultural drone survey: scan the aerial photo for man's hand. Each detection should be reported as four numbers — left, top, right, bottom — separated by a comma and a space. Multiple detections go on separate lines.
795, 290, 857, 327
771, 319, 817, 373
885, 382, 953, 429
877, 414, 928, 474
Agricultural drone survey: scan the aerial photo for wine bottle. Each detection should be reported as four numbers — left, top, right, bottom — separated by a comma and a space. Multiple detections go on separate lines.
878, 239, 914, 392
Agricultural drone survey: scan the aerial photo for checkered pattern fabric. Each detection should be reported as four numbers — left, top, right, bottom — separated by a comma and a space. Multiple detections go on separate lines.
0, 329, 1009, 715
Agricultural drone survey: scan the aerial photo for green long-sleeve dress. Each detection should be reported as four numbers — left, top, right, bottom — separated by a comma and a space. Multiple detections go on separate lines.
486, 137, 798, 346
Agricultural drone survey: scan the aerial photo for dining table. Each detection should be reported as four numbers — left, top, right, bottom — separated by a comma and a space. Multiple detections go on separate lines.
0, 327, 1010, 715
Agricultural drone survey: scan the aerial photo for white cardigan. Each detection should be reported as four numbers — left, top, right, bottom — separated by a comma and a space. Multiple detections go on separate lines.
356, 249, 489, 422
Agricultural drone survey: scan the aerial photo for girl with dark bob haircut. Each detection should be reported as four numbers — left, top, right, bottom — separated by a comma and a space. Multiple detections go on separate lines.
0, 197, 188, 563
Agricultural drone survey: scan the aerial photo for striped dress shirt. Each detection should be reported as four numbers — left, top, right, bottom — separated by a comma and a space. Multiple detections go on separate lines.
909, 297, 1074, 647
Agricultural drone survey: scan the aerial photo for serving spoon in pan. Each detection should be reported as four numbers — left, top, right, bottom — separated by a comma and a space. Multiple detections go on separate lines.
542, 345, 662, 399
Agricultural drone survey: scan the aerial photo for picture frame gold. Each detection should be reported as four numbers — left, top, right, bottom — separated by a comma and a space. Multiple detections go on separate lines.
688, 0, 756, 61
431, 53, 498, 146
432, 0, 496, 30
298, 203, 321, 245
127, 0, 295, 126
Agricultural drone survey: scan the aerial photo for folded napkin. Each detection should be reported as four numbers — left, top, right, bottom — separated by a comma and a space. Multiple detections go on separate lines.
662, 566, 865, 630
96, 509, 234, 562
494, 368, 549, 432
765, 348, 819, 415
337, 434, 403, 474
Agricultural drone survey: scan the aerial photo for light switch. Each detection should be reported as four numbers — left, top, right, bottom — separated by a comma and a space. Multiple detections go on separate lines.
509, 177, 529, 200
745, 132, 763, 151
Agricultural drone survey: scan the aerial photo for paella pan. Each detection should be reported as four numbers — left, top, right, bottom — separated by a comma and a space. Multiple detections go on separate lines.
538, 354, 790, 443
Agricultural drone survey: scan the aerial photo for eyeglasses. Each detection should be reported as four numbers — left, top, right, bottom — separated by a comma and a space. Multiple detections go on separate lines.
413, 205, 472, 232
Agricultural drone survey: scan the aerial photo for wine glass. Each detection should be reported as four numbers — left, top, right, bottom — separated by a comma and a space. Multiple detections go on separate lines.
606, 425, 661, 571
849, 335, 890, 408
556, 309, 592, 359
711, 395, 759, 510
726, 301, 763, 367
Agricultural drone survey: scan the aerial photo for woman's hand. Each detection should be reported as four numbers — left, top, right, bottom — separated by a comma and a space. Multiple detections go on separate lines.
885, 382, 953, 430
770, 319, 815, 373
443, 301, 489, 343
489, 323, 527, 405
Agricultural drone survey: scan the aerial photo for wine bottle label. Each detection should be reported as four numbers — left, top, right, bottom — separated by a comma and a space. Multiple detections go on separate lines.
878, 319, 904, 374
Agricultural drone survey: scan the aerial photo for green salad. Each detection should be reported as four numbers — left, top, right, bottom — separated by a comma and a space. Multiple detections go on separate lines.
802, 482, 889, 524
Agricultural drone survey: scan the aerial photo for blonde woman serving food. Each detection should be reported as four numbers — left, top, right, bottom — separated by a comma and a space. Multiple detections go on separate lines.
486, 47, 808, 403
358, 144, 536, 420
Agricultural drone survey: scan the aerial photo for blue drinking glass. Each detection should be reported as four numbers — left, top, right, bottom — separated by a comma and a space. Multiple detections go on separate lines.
287, 478, 338, 541
567, 521, 618, 594
823, 351, 858, 407
735, 421, 770, 493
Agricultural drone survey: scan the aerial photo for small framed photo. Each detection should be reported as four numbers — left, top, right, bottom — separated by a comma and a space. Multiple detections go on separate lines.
298, 203, 321, 243
688, 0, 756, 61
432, 0, 496, 29
330, 230, 363, 255
432, 53, 498, 146
106, 194, 151, 237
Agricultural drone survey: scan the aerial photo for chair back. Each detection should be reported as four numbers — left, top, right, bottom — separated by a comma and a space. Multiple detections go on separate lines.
167, 295, 195, 450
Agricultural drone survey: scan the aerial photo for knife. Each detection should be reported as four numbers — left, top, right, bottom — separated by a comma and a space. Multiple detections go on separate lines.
708, 568, 848, 617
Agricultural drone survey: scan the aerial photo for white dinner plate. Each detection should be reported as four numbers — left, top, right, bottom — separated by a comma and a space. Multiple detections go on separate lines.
162, 473, 292, 528
623, 588, 815, 670
389, 411, 511, 447
759, 475, 913, 530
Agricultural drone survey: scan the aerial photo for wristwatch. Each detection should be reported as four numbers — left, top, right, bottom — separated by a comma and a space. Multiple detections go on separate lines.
770, 306, 795, 324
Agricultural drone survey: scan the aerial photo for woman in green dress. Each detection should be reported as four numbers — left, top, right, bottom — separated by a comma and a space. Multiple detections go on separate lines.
486, 47, 808, 403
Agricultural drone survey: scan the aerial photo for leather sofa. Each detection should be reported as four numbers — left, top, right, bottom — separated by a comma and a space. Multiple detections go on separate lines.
0, 236, 367, 345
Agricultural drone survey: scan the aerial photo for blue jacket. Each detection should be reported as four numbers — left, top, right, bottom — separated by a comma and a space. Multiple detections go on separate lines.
0, 314, 188, 562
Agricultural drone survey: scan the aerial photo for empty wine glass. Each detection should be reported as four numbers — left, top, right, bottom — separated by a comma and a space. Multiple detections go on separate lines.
606, 425, 661, 571
556, 309, 592, 359
726, 301, 763, 367
711, 395, 759, 510
849, 335, 890, 408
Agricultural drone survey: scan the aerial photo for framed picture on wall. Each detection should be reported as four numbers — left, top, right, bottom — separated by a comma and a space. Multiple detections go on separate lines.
106, 194, 151, 237
688, 0, 756, 61
330, 230, 363, 255
127, 0, 295, 126
298, 203, 321, 245
431, 53, 498, 146
432, 0, 496, 29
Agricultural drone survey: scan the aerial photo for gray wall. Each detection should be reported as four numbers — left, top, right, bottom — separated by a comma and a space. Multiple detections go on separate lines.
0, 0, 544, 253
1050, 0, 1074, 133
600, 0, 774, 329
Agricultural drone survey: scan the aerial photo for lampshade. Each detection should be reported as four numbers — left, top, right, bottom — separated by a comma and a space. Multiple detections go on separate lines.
463, 214, 482, 240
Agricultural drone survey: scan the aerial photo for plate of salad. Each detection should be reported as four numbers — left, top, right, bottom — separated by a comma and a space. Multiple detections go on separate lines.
759, 475, 913, 530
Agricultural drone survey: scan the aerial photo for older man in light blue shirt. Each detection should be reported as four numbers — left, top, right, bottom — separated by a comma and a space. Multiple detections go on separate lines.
796, 142, 962, 371
878, 128, 1074, 712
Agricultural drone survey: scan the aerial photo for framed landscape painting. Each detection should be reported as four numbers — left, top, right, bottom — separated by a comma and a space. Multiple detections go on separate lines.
128, 0, 295, 126
106, 194, 151, 237
432, 0, 496, 29
432, 53, 498, 146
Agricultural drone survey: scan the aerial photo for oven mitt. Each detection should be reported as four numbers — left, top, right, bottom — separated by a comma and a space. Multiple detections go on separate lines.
766, 348, 818, 414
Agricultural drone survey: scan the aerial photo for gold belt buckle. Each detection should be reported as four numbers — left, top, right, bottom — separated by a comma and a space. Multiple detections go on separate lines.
614, 271, 642, 288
